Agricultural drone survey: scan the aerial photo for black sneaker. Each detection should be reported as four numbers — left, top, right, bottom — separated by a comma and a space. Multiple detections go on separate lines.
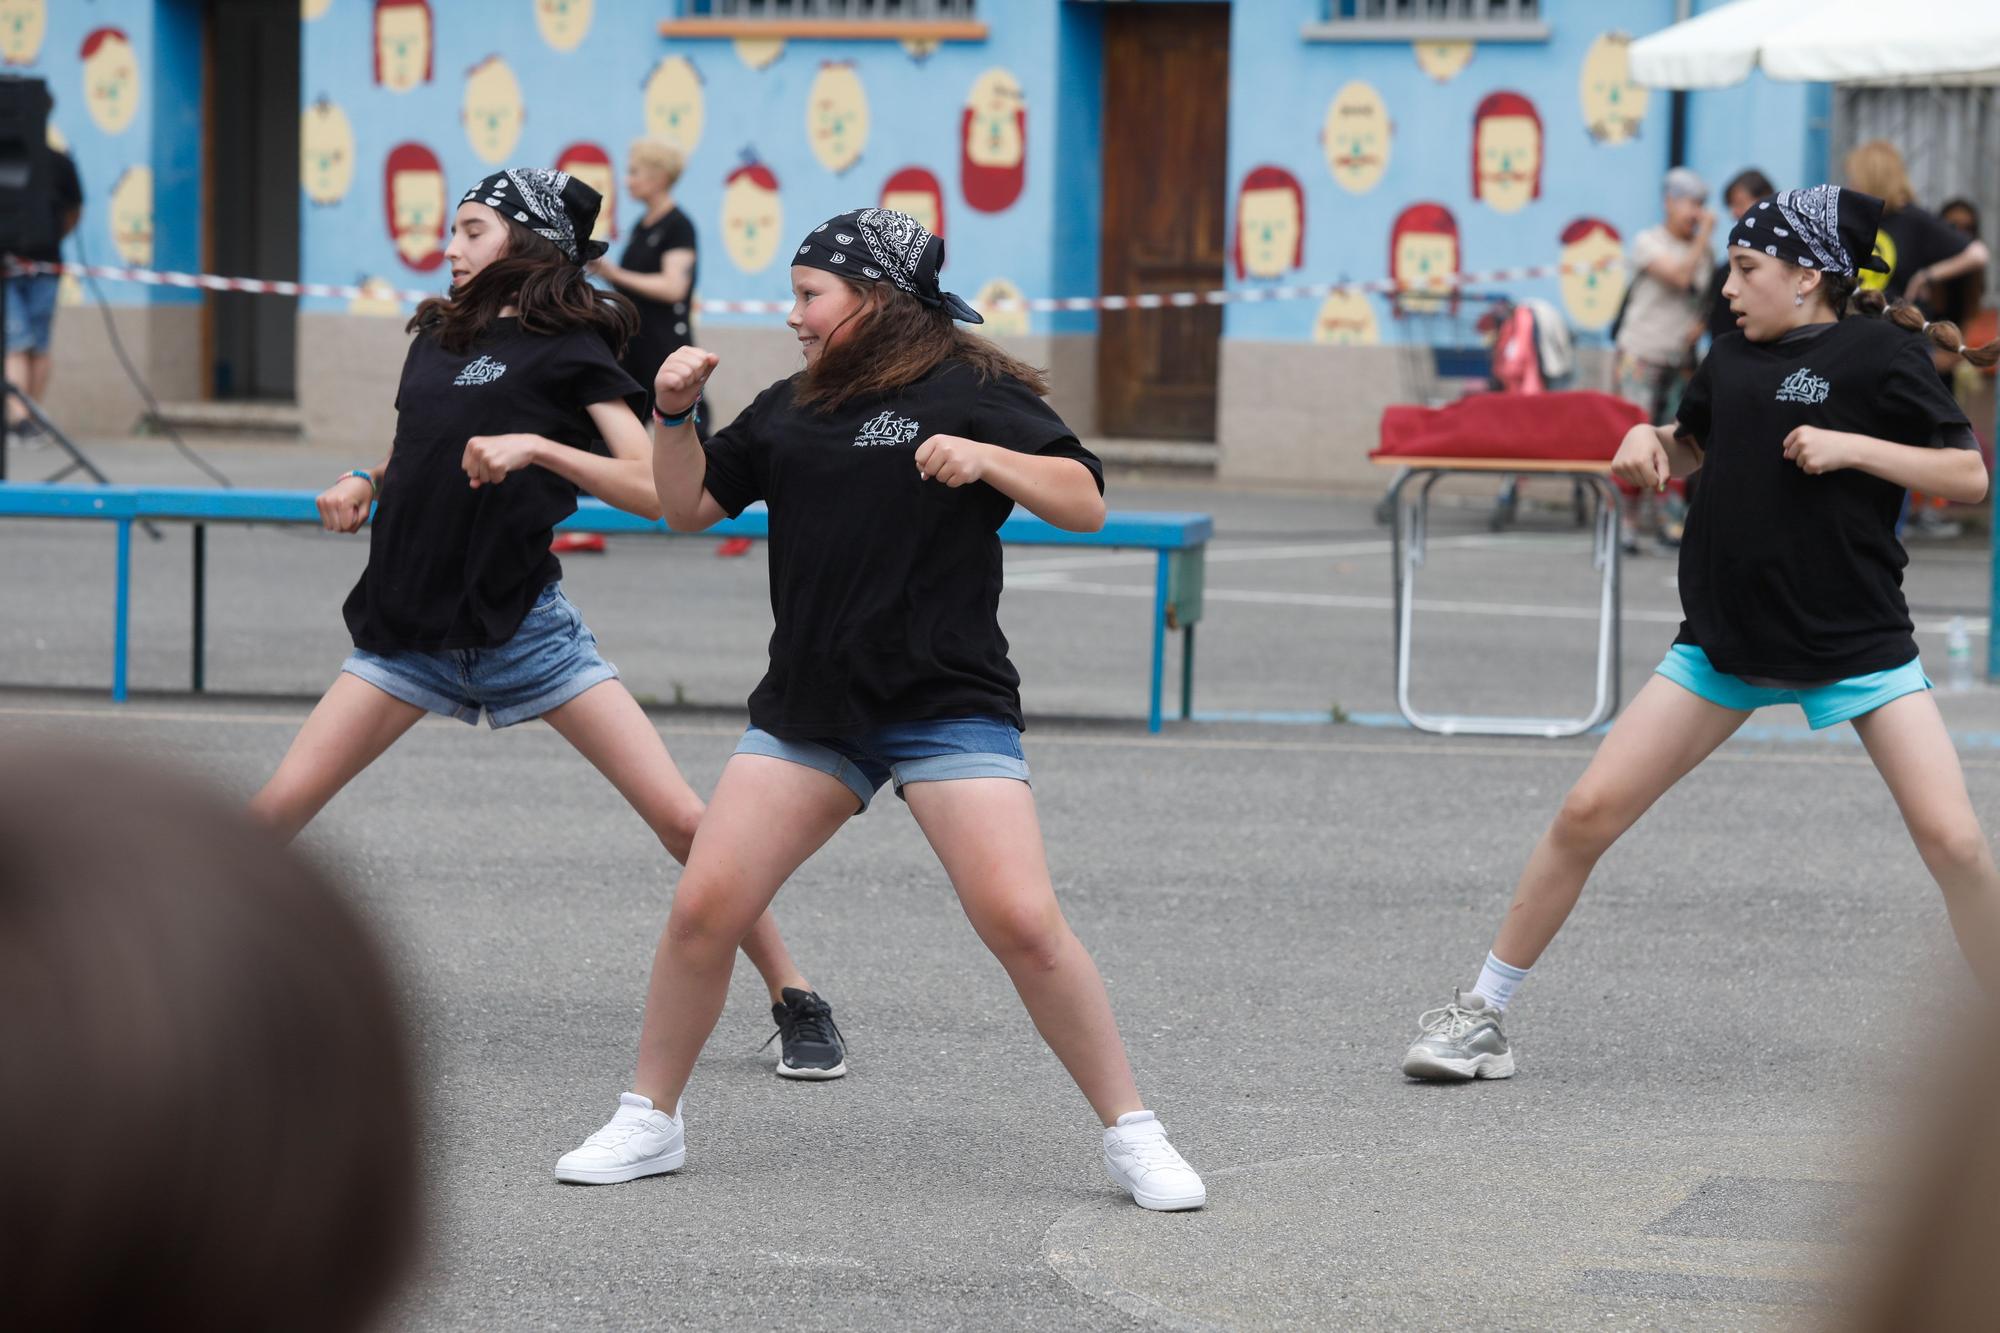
761, 987, 847, 1080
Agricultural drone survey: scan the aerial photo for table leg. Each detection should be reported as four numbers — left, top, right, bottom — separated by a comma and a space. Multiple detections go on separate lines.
113, 518, 132, 703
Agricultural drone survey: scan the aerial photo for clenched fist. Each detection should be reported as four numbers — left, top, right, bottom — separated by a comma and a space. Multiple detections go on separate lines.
913, 434, 992, 487
654, 346, 719, 419
316, 474, 374, 533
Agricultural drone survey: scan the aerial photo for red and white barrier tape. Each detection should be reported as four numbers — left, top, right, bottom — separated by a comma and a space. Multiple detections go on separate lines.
7, 256, 1591, 315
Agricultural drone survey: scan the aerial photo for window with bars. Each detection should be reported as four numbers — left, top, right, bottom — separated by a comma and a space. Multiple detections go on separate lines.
1304, 0, 1548, 43
661, 0, 985, 39
681, 0, 977, 18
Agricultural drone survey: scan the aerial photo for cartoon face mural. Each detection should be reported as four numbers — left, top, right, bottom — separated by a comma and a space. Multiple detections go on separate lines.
301, 98, 356, 206
373, 0, 432, 92
462, 56, 525, 164
974, 278, 1028, 338
721, 161, 782, 273
645, 56, 704, 156
1579, 32, 1648, 146
348, 275, 406, 317
109, 165, 153, 266
535, 0, 592, 52
1473, 91, 1543, 214
384, 142, 447, 271
1313, 290, 1381, 345
901, 38, 940, 62
961, 68, 1025, 214
556, 143, 616, 240
1413, 41, 1473, 83
1233, 165, 1304, 281
1322, 82, 1390, 195
1389, 202, 1459, 315
81, 28, 139, 135
735, 37, 784, 71
302, 0, 335, 19
807, 62, 869, 175
880, 167, 945, 241
45, 120, 65, 152
0, 0, 45, 67
1558, 217, 1626, 329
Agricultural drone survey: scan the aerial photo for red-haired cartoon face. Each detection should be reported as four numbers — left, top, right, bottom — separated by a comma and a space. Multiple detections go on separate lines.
385, 143, 446, 271
722, 161, 782, 272
1473, 92, 1542, 214
1390, 202, 1459, 313
1558, 217, 1625, 328
961, 68, 1025, 213
881, 167, 944, 241
557, 143, 616, 240
81, 27, 139, 134
374, 0, 432, 92
1234, 166, 1304, 281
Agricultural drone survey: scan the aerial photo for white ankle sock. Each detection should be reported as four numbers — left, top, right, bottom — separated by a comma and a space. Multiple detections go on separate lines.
1472, 952, 1531, 1012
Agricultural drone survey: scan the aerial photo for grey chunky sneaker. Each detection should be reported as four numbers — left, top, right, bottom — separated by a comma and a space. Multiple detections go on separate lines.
1402, 989, 1515, 1081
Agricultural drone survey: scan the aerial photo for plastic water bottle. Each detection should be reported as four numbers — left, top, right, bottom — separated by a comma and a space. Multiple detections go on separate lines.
1946, 615, 1974, 693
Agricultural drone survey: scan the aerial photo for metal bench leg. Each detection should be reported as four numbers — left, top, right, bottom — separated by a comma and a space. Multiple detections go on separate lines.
1148, 550, 1168, 733
113, 518, 132, 703
192, 523, 206, 693
1180, 624, 1195, 721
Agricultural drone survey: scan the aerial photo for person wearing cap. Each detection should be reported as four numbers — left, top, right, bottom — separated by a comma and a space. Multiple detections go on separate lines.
553, 207, 1209, 1212
251, 167, 841, 1085
1399, 184, 2000, 1086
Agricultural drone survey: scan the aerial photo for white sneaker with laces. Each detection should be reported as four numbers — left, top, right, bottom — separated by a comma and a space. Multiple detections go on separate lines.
1103, 1110, 1206, 1211
553, 1092, 685, 1185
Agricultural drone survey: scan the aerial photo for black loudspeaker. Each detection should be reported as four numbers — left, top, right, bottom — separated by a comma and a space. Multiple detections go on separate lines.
0, 75, 52, 256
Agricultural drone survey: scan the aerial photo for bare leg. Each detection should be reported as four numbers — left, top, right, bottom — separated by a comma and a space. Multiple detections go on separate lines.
4, 350, 29, 426
249, 672, 427, 841
904, 777, 1142, 1127
542, 681, 813, 1000
1853, 691, 2000, 994
629, 754, 856, 1107
1489, 673, 1751, 967
24, 350, 50, 404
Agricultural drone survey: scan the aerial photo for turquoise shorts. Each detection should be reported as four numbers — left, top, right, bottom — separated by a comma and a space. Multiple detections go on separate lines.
1656, 643, 1931, 730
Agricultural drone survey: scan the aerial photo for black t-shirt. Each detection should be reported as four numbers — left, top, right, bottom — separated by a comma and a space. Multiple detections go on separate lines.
616, 206, 698, 399
21, 149, 81, 263
1874, 205, 1972, 315
1673, 317, 1970, 681
700, 361, 1104, 738
343, 318, 643, 653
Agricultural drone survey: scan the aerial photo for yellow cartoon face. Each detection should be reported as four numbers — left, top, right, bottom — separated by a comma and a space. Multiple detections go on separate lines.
348, 275, 406, 317
882, 189, 939, 238
965, 68, 1024, 169
1323, 82, 1390, 195
1579, 33, 1648, 146
645, 56, 704, 156
721, 173, 781, 272
1558, 229, 1627, 328
1413, 41, 1473, 82
807, 63, 869, 175
1313, 290, 1380, 345
1239, 186, 1301, 280
901, 38, 940, 62
535, 0, 592, 51
463, 58, 524, 164
1476, 115, 1539, 214
734, 37, 783, 71
300, 99, 356, 206
391, 168, 445, 266
375, 5, 430, 93
0, 0, 45, 66
1860, 228, 1898, 291
301, 0, 333, 18
83, 30, 140, 135
1394, 232, 1457, 309
973, 278, 1027, 338
110, 166, 153, 265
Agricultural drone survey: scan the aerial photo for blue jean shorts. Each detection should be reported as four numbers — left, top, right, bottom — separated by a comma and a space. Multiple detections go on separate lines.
1656, 643, 1931, 730
735, 715, 1031, 812
5, 274, 57, 354
340, 581, 618, 728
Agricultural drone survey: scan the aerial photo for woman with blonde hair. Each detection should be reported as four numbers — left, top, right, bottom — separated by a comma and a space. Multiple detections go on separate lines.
1842, 139, 1990, 318
590, 139, 703, 429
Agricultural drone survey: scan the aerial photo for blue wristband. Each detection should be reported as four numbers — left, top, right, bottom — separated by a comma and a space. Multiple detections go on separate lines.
653, 403, 696, 428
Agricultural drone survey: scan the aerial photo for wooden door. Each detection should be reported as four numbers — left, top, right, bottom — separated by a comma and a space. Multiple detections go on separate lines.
1097, 4, 1229, 440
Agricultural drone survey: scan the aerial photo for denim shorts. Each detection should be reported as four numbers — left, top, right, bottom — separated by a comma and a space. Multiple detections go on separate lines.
340, 581, 618, 728
735, 715, 1031, 812
1656, 643, 1931, 730
5, 274, 57, 354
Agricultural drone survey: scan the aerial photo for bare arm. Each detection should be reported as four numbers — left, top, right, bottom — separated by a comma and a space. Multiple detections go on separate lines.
1611, 423, 1703, 492
593, 249, 695, 305
315, 447, 393, 533
460, 398, 667, 522
1909, 240, 1992, 305
1785, 427, 1989, 505
1642, 214, 1715, 292
913, 434, 1107, 532
650, 346, 729, 531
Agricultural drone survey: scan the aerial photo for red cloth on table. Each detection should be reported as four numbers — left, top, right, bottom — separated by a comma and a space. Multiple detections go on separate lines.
1373, 390, 1645, 462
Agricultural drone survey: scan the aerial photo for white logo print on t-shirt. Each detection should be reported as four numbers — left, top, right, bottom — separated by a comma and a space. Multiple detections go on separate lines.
854, 410, 920, 447
454, 355, 508, 387
1774, 367, 1830, 405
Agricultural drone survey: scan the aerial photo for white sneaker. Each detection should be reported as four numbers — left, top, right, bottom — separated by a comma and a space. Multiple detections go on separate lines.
1103, 1110, 1206, 1211
553, 1092, 686, 1185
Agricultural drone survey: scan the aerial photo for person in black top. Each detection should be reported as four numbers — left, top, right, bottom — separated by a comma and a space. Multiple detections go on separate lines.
1701, 168, 1775, 344
588, 138, 700, 429
555, 208, 1208, 1211
4, 135, 83, 444
1401, 185, 2000, 1083
249, 168, 838, 1077
1844, 140, 1992, 322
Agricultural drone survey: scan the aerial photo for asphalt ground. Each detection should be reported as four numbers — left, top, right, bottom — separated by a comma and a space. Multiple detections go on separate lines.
6, 437, 2000, 1329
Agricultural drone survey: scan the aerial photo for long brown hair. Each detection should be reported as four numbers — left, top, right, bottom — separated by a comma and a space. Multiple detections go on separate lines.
1822, 271, 2000, 368
792, 280, 1049, 413
408, 215, 638, 357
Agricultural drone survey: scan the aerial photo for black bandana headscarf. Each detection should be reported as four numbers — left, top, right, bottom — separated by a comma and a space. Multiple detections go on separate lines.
793, 208, 983, 324
460, 167, 609, 265
1727, 184, 1891, 277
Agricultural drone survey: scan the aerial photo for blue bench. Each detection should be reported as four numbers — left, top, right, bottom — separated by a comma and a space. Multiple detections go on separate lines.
0, 484, 1212, 732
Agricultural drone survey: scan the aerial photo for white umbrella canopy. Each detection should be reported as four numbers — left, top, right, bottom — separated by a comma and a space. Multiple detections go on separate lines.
1631, 0, 2000, 89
